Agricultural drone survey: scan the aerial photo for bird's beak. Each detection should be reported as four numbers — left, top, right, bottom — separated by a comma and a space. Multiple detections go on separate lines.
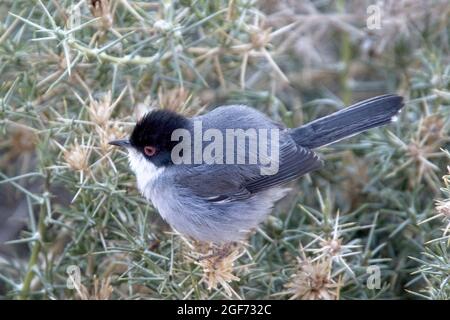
109, 139, 131, 148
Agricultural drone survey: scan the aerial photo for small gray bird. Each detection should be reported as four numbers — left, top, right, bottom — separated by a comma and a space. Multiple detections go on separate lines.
110, 94, 404, 243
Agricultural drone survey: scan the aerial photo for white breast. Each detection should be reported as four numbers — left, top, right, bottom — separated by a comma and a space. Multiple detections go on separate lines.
127, 149, 185, 235
127, 150, 165, 199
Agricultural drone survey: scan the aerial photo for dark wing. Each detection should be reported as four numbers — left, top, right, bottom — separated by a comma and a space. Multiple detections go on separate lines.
245, 141, 322, 194
174, 139, 322, 202
174, 165, 255, 202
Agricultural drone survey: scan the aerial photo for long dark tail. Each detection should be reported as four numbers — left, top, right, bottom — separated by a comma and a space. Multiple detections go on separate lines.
290, 94, 404, 149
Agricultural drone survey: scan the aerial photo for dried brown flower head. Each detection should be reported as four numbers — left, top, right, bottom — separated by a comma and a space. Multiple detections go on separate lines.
96, 122, 126, 154
157, 87, 200, 116
419, 167, 450, 237
321, 238, 343, 257
63, 141, 90, 172
420, 200, 450, 237
419, 114, 445, 145
249, 26, 272, 49
304, 212, 361, 274
186, 241, 244, 298
284, 257, 341, 300
88, 91, 114, 126
390, 114, 449, 191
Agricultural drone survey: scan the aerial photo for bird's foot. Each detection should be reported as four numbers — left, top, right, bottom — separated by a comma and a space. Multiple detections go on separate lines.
197, 242, 235, 261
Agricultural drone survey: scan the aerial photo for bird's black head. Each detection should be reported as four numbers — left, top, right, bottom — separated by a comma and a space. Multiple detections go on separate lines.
111, 109, 190, 167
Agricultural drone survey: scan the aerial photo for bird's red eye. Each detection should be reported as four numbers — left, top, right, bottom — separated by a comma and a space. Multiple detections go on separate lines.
144, 146, 157, 157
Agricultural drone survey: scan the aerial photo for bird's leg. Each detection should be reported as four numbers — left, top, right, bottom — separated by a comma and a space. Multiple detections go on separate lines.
197, 242, 235, 261
217, 242, 234, 258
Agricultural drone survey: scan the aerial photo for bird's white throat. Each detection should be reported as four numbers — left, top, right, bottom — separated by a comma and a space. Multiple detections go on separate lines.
127, 149, 165, 196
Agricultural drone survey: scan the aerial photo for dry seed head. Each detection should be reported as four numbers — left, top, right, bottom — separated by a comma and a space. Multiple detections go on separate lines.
158, 87, 189, 109
96, 123, 126, 154
187, 242, 244, 297
285, 257, 340, 300
406, 140, 435, 167
321, 238, 343, 256
196, 249, 242, 297
249, 26, 272, 49
158, 87, 197, 115
89, 0, 113, 30
407, 141, 422, 159
63, 141, 90, 172
406, 137, 440, 189
88, 91, 114, 126
419, 115, 445, 144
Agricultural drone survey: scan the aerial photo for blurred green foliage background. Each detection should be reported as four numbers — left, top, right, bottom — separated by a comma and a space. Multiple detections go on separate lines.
0, 0, 449, 299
